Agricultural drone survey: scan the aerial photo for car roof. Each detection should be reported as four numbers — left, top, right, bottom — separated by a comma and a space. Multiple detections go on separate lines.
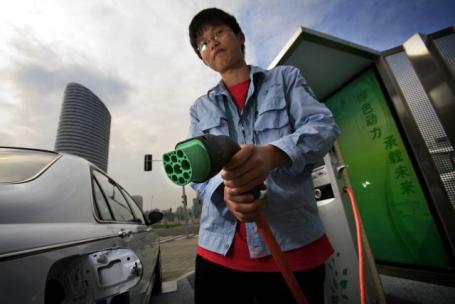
0, 149, 97, 223
0, 146, 106, 180
0, 146, 59, 154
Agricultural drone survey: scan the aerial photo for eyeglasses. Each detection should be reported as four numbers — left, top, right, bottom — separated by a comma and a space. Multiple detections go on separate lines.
197, 28, 232, 53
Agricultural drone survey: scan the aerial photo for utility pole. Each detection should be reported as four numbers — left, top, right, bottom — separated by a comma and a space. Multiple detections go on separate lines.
182, 186, 189, 239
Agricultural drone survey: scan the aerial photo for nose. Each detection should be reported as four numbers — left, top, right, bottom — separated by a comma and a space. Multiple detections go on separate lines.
209, 38, 220, 50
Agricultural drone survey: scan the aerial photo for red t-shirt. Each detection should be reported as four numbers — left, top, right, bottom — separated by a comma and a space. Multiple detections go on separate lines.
196, 79, 334, 272
228, 79, 250, 111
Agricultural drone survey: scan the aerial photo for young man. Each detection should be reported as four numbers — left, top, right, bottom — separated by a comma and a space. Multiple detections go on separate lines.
188, 8, 340, 304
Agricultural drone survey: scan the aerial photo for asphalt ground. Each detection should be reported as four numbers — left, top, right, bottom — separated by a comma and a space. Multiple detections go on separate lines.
160, 235, 197, 282
150, 234, 197, 304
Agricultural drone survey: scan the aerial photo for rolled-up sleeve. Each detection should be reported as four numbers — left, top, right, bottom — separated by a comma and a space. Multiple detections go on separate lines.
270, 67, 340, 175
188, 102, 225, 204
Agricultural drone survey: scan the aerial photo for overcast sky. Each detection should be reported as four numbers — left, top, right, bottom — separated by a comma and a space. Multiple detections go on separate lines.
1, 0, 454, 211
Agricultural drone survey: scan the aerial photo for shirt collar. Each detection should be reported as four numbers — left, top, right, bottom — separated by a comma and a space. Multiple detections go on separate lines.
207, 65, 267, 98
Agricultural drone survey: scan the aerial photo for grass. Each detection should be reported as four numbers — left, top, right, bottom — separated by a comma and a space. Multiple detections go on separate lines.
152, 218, 200, 229
152, 223, 184, 229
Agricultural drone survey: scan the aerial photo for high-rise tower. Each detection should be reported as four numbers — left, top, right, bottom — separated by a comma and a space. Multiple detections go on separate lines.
55, 83, 111, 172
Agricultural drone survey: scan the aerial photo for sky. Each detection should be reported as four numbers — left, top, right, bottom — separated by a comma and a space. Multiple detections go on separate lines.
1, 0, 454, 211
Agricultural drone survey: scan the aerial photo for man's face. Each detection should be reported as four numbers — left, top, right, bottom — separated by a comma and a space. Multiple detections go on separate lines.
196, 24, 245, 73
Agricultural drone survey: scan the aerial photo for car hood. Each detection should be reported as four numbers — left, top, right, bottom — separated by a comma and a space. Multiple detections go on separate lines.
0, 223, 116, 259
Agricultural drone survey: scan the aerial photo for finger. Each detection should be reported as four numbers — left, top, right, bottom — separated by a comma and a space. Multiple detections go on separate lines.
223, 145, 254, 171
222, 153, 264, 180
221, 162, 254, 180
224, 185, 255, 203
232, 210, 261, 222
228, 201, 262, 222
227, 199, 261, 214
225, 191, 255, 204
228, 177, 264, 195
223, 167, 260, 188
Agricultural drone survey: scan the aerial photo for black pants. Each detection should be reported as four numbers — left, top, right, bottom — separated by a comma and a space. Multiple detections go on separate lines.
194, 255, 326, 304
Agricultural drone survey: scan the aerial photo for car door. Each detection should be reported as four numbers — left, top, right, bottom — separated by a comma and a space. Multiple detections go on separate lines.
91, 169, 157, 303
119, 187, 160, 296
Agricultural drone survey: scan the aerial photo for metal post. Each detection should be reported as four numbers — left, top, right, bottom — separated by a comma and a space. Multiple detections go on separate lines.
182, 186, 189, 239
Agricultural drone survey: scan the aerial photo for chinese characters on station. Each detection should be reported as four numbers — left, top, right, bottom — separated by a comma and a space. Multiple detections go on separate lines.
358, 89, 417, 216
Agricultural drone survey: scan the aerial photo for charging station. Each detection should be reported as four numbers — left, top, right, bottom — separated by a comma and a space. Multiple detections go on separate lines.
269, 26, 455, 303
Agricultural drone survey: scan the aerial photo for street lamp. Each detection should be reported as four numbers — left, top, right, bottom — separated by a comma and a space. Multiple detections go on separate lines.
144, 154, 189, 238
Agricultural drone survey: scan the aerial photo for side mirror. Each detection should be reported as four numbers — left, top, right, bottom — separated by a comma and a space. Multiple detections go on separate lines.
145, 211, 163, 225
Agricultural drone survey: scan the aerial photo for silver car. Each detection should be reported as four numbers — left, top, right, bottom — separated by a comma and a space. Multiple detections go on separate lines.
0, 147, 163, 304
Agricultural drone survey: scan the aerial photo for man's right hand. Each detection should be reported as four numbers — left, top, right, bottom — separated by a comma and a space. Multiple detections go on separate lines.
221, 144, 290, 195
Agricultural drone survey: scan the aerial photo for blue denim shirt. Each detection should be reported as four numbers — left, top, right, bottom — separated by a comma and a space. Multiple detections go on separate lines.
189, 65, 340, 258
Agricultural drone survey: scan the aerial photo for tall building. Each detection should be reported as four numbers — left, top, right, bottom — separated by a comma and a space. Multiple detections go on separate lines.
55, 83, 111, 172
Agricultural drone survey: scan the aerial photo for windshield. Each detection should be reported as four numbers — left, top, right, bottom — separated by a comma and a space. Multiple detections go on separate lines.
0, 148, 59, 183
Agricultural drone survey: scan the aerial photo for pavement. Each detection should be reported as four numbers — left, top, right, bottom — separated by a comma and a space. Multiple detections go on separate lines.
158, 234, 198, 282
381, 274, 455, 303
149, 233, 197, 304
150, 233, 455, 304
151, 274, 195, 304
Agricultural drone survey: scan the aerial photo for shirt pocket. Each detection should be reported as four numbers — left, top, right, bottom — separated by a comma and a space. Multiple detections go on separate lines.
197, 115, 229, 136
254, 94, 291, 142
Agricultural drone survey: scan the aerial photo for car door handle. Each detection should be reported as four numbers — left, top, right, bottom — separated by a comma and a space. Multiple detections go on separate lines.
118, 230, 133, 238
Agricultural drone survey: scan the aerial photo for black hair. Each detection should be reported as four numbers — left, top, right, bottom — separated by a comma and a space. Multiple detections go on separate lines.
189, 8, 244, 59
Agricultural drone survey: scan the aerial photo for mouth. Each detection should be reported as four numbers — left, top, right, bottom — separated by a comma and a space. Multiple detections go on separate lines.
213, 49, 225, 60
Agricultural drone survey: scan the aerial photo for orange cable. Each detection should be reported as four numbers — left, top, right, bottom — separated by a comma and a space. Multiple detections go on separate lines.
256, 213, 308, 304
343, 187, 366, 304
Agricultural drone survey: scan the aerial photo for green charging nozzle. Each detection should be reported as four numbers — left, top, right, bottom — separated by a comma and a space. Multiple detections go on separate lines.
162, 139, 211, 186
162, 134, 240, 186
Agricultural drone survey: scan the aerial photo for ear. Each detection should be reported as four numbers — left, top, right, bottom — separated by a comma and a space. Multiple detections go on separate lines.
238, 32, 245, 44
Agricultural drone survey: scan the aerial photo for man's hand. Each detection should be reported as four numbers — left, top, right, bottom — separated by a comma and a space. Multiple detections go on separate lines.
221, 144, 290, 195
224, 186, 262, 222
221, 144, 290, 222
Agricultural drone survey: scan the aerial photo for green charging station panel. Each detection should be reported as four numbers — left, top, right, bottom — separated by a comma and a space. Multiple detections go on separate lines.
325, 68, 449, 269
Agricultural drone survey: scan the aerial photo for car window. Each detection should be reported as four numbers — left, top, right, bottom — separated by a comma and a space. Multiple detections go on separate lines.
0, 148, 59, 183
121, 189, 145, 224
92, 179, 114, 221
93, 171, 135, 222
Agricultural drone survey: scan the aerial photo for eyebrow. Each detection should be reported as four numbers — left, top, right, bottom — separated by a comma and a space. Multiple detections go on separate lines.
197, 25, 226, 42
